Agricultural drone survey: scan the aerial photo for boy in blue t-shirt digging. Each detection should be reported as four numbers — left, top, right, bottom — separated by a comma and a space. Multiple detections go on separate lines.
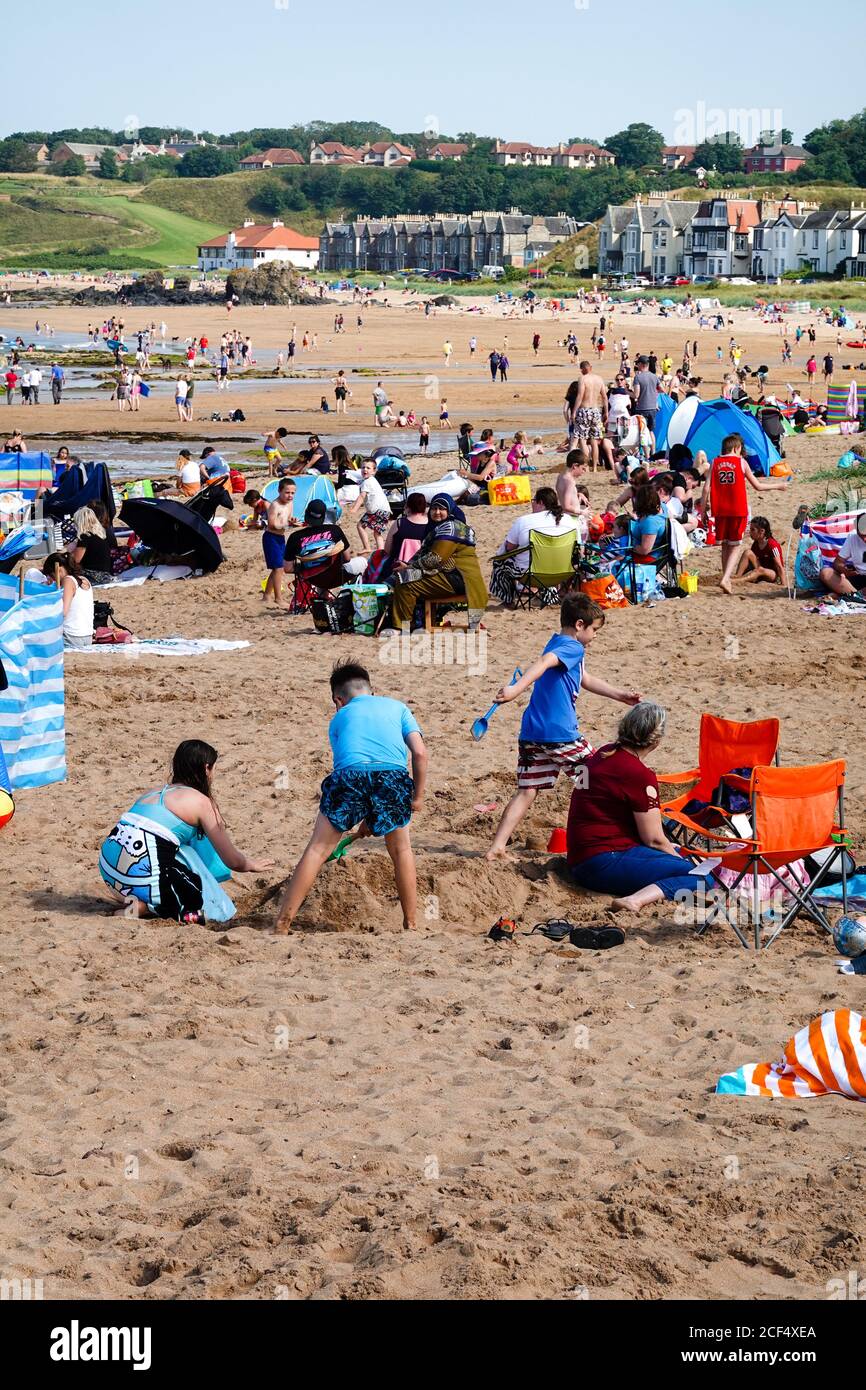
275, 662, 428, 934
487, 592, 641, 862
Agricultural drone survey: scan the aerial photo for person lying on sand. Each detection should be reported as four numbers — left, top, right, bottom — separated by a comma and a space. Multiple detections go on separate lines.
99, 739, 272, 925
487, 593, 641, 863
275, 662, 427, 934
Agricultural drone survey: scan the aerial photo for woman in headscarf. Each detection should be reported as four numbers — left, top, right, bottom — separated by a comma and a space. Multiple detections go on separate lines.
391, 493, 487, 630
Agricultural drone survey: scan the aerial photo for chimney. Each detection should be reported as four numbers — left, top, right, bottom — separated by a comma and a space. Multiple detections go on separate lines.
243, 219, 255, 228
272, 220, 284, 228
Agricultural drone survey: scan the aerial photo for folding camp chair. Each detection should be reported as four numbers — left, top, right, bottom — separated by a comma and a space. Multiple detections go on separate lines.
660, 713, 781, 847
689, 760, 848, 949
498, 530, 579, 611
622, 517, 679, 597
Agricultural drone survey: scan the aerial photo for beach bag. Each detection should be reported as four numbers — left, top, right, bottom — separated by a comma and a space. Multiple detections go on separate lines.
93, 599, 133, 642
579, 573, 628, 609
311, 590, 354, 635
123, 479, 154, 500
793, 534, 823, 591
351, 583, 388, 636
229, 468, 247, 494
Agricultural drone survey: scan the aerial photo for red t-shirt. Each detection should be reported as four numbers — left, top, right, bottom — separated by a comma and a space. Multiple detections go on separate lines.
567, 744, 660, 867
710, 454, 748, 518
753, 535, 783, 571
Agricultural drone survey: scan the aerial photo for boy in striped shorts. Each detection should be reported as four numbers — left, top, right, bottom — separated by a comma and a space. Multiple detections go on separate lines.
487, 593, 641, 862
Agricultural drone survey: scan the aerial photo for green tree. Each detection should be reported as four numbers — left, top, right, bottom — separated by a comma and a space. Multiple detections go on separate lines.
0, 138, 37, 172
54, 154, 87, 177
178, 146, 237, 177
98, 148, 119, 179
604, 123, 664, 169
693, 133, 744, 172
795, 148, 854, 184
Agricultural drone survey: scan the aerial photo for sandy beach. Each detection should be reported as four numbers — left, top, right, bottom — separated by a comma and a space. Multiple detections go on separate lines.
2, 292, 866, 1301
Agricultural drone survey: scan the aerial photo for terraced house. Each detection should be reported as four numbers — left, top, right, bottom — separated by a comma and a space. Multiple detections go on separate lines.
318, 211, 577, 273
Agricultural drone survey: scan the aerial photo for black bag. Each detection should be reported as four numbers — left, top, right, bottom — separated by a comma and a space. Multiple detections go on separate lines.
93, 600, 132, 634
310, 591, 354, 634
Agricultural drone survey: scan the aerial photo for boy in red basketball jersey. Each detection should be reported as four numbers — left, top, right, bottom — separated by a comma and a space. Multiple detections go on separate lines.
705, 433, 789, 593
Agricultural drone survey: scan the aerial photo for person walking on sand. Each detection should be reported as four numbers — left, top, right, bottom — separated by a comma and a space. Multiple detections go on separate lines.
486, 593, 641, 862
443, 340, 453, 366
572, 360, 608, 472
275, 662, 427, 934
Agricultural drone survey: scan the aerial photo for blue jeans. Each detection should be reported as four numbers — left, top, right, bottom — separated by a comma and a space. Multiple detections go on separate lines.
570, 846, 697, 900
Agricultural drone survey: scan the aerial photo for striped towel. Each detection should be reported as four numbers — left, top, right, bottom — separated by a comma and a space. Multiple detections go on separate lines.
717, 1010, 866, 1101
805, 509, 866, 565
0, 451, 54, 499
0, 583, 66, 789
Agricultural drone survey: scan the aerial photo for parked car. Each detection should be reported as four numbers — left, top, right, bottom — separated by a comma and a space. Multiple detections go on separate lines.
674, 276, 689, 285
691, 274, 716, 284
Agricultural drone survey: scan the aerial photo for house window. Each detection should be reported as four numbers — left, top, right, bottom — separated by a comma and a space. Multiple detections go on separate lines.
841, 234, 847, 249
813, 232, 819, 248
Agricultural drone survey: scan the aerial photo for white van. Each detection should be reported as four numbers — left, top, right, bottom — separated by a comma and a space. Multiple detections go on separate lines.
480, 264, 505, 279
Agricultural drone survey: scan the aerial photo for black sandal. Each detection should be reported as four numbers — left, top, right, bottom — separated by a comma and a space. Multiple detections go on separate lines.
568, 925, 625, 950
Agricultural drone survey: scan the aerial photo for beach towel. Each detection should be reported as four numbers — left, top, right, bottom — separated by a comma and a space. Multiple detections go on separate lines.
804, 508, 866, 566
75, 638, 250, 658
717, 1010, 866, 1101
0, 451, 53, 500
94, 565, 196, 588
0, 584, 65, 789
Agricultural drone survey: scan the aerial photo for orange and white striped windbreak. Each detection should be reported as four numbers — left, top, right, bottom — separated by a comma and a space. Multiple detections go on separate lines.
717, 1010, 866, 1101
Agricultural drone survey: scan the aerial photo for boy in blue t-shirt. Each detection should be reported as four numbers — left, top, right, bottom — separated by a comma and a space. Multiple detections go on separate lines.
275, 662, 427, 934
487, 592, 641, 861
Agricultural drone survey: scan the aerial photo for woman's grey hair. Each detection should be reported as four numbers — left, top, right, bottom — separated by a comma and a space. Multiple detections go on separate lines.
617, 701, 666, 753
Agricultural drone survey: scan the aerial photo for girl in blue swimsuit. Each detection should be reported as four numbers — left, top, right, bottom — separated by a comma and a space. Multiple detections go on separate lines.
99, 740, 273, 923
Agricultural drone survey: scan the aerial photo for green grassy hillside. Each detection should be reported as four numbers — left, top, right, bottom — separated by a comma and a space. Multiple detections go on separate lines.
137, 172, 326, 238
0, 177, 224, 269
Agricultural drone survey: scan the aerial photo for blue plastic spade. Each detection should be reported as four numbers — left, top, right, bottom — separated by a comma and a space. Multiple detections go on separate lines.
471, 667, 522, 741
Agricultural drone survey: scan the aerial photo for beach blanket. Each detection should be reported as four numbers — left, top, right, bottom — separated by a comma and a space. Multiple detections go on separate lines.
0, 451, 53, 500
0, 585, 65, 789
75, 638, 250, 658
94, 565, 196, 588
717, 1010, 866, 1101
815, 872, 866, 907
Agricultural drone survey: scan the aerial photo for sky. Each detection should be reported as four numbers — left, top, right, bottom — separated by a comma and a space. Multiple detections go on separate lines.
6, 0, 863, 145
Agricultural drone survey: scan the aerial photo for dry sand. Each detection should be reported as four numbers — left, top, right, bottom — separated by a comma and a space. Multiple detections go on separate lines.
2, 294, 865, 1301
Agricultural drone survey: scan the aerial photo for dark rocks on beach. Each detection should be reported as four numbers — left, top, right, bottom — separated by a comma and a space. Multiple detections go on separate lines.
225, 262, 317, 306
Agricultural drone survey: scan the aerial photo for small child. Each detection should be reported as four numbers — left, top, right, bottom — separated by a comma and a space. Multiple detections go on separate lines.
275, 662, 427, 934
242, 488, 269, 529
734, 516, 786, 585
487, 593, 641, 861
703, 432, 789, 593
438, 398, 449, 428
506, 431, 528, 472
419, 416, 430, 453
320, 396, 330, 413
531, 435, 545, 457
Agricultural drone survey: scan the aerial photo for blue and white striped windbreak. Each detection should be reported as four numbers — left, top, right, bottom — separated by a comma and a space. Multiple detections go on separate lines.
0, 576, 66, 790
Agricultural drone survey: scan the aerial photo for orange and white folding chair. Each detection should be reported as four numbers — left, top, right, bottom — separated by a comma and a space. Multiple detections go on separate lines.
660, 713, 780, 847
690, 760, 848, 949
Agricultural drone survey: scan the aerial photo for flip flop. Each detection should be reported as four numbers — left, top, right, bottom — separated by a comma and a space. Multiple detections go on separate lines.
529, 918, 574, 941
568, 925, 626, 950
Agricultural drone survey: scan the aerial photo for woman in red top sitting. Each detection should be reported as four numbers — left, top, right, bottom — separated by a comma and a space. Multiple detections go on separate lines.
566, 702, 699, 915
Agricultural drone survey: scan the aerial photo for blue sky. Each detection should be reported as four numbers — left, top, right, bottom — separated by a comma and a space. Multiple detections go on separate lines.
7, 0, 863, 143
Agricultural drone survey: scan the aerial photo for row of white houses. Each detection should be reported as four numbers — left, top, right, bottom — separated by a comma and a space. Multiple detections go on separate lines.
599, 196, 866, 280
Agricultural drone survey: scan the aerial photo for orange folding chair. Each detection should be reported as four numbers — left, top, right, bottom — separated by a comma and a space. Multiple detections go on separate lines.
690, 760, 848, 949
660, 713, 780, 846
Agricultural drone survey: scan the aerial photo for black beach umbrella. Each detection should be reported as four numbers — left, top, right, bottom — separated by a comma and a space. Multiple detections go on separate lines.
185, 481, 234, 523
119, 497, 224, 572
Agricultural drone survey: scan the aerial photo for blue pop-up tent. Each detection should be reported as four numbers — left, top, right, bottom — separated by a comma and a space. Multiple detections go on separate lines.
657, 396, 781, 475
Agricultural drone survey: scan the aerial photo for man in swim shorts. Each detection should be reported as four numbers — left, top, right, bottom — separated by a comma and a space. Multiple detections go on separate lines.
572, 360, 608, 472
